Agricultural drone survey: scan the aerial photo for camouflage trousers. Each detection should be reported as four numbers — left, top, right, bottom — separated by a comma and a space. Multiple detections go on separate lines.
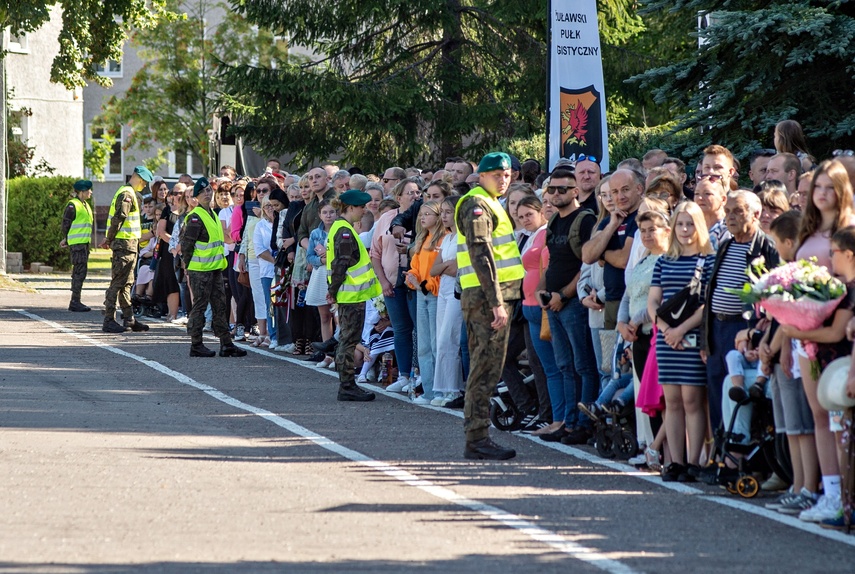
336, 303, 365, 387
187, 271, 232, 345
103, 249, 137, 319
461, 289, 514, 442
69, 244, 89, 301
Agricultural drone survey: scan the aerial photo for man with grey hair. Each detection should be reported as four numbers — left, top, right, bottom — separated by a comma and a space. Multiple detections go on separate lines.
332, 170, 351, 193
701, 189, 780, 434
349, 173, 369, 191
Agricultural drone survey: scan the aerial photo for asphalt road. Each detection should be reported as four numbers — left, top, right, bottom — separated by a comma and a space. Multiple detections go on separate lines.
1, 286, 853, 573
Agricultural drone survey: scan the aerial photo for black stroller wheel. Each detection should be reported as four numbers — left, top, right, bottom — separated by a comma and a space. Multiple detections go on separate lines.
595, 427, 615, 458
612, 429, 638, 460
490, 401, 520, 432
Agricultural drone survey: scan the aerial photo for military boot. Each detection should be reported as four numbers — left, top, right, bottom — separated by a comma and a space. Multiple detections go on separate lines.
219, 341, 247, 357
190, 343, 216, 357
464, 437, 516, 461
68, 300, 91, 312
125, 318, 150, 332
102, 317, 126, 333
337, 382, 376, 402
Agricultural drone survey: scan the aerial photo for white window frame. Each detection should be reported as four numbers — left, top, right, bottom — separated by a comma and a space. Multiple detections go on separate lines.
86, 124, 125, 181
6, 29, 29, 53
94, 59, 123, 78
167, 148, 205, 178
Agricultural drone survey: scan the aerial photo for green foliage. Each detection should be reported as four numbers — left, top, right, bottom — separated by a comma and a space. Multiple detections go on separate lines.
7, 139, 34, 177
609, 123, 705, 165
221, 0, 647, 171
496, 133, 547, 166
7, 176, 81, 270
1, 1, 175, 90
632, 0, 855, 160
92, 0, 282, 174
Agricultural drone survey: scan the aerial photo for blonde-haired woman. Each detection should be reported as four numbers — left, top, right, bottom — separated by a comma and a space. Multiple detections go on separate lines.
648, 201, 715, 482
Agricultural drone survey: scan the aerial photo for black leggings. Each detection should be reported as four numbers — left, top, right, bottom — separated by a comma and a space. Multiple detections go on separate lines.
227, 251, 254, 327
633, 330, 663, 436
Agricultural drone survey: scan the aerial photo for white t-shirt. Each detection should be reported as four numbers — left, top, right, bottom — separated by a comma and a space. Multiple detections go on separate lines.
219, 206, 234, 254
253, 219, 275, 279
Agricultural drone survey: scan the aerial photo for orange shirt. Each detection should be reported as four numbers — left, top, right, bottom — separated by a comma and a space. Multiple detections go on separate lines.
407, 232, 445, 296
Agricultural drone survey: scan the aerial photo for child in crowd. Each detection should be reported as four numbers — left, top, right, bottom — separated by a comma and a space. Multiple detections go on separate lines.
355, 299, 395, 384
430, 195, 464, 406
135, 197, 157, 301
406, 201, 446, 404
779, 225, 855, 523
305, 199, 338, 365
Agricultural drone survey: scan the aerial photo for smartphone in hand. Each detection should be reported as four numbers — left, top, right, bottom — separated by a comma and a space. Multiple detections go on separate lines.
539, 291, 552, 306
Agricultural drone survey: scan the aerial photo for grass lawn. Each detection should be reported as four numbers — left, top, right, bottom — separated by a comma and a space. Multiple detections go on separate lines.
0, 274, 36, 292
88, 249, 114, 275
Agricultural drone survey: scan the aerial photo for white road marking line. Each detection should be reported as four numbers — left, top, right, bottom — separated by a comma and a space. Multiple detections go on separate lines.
186, 321, 855, 547
14, 309, 637, 574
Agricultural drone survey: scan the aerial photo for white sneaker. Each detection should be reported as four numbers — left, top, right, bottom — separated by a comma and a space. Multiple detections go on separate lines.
172, 316, 188, 325
356, 375, 369, 384
327, 361, 336, 370
280, 343, 296, 353
412, 395, 431, 405
799, 494, 842, 522
386, 376, 410, 392
317, 359, 331, 368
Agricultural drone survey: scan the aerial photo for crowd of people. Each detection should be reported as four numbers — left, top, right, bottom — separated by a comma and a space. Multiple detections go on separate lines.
63, 119, 855, 531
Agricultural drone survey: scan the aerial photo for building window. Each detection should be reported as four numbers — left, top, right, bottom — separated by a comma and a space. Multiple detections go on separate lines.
87, 125, 124, 181
168, 148, 205, 178
94, 59, 123, 78
6, 30, 28, 53
9, 110, 29, 143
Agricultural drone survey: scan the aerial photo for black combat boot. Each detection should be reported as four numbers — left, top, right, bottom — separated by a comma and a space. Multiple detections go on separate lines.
337, 382, 376, 402
68, 300, 91, 312
190, 343, 216, 357
219, 341, 247, 357
102, 317, 126, 333
313, 336, 339, 354
464, 437, 516, 460
125, 318, 149, 332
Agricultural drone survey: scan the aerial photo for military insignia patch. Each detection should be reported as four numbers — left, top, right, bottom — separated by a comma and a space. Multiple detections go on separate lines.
473, 208, 484, 216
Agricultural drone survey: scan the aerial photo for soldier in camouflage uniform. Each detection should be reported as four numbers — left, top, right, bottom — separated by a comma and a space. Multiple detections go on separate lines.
60, 179, 94, 312
100, 166, 152, 333
180, 177, 247, 358
327, 190, 382, 401
455, 152, 525, 460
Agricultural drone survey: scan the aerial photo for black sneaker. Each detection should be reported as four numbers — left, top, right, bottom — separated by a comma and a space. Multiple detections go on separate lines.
445, 394, 465, 409
516, 409, 539, 431
560, 426, 592, 445
304, 351, 325, 362
661, 463, 685, 482
679, 465, 699, 482
540, 427, 572, 443
521, 419, 550, 434
577, 402, 603, 422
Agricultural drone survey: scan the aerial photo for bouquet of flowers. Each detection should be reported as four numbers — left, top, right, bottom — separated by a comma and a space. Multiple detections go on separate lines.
726, 257, 846, 366
372, 297, 388, 318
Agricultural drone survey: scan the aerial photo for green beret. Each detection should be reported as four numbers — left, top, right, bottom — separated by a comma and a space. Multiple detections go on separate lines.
133, 165, 154, 182
73, 179, 93, 192
339, 189, 372, 206
477, 152, 512, 173
193, 176, 210, 196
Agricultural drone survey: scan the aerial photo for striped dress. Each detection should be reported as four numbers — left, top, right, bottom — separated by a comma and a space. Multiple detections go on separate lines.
652, 254, 715, 386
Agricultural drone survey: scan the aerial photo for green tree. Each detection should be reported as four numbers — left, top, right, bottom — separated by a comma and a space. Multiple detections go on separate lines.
0, 1, 172, 274
633, 0, 855, 161
89, 0, 285, 178
220, 0, 646, 171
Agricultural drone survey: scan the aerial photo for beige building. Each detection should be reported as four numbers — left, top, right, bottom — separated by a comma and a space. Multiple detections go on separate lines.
5, 7, 84, 179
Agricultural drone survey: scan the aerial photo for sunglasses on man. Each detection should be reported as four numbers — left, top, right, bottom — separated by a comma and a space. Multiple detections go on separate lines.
545, 185, 577, 195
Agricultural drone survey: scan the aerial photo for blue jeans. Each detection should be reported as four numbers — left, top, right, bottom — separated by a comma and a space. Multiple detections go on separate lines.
260, 276, 276, 342
547, 298, 598, 428
460, 321, 470, 381
416, 292, 439, 397
590, 327, 611, 391
597, 372, 634, 406
706, 318, 745, 432
385, 286, 416, 375
523, 305, 565, 424
722, 371, 756, 444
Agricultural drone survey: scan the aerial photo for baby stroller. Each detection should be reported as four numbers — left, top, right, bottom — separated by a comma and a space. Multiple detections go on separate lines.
701, 385, 787, 498
589, 334, 638, 459
489, 373, 535, 432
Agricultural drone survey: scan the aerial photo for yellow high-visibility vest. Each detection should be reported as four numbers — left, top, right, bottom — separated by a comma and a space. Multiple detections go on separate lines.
66, 197, 93, 245
326, 218, 382, 303
185, 206, 227, 272
106, 185, 141, 240
455, 186, 524, 290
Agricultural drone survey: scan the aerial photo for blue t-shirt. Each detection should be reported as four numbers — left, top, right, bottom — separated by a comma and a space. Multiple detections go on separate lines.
597, 210, 638, 301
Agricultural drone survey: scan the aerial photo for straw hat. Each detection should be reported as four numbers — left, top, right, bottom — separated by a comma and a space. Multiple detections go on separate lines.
817, 357, 855, 412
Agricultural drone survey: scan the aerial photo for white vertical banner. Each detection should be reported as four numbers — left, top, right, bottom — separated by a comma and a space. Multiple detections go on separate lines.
547, 0, 609, 172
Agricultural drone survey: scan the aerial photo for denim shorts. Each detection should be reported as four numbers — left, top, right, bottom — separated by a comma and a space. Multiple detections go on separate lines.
770, 365, 815, 435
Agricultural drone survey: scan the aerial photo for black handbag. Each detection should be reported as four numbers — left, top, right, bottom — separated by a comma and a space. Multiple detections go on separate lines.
656, 256, 706, 328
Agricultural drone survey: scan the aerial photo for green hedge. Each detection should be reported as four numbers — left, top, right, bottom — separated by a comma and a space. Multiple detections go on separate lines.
7, 176, 87, 271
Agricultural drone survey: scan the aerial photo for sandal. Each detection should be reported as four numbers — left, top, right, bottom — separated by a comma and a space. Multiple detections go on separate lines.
645, 447, 662, 471
260, 336, 271, 348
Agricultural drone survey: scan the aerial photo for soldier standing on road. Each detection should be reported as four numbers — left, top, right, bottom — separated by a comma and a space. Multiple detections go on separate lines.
326, 190, 383, 402
99, 166, 151, 334
455, 152, 525, 460
180, 177, 247, 358
60, 179, 94, 312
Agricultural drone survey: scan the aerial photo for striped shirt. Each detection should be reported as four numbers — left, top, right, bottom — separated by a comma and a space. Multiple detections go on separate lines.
652, 254, 714, 306
710, 241, 751, 315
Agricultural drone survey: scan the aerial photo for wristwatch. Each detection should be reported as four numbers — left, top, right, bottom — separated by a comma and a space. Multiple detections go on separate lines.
560, 293, 571, 304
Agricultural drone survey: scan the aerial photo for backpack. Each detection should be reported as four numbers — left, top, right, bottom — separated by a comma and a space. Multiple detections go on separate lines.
548, 208, 596, 260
